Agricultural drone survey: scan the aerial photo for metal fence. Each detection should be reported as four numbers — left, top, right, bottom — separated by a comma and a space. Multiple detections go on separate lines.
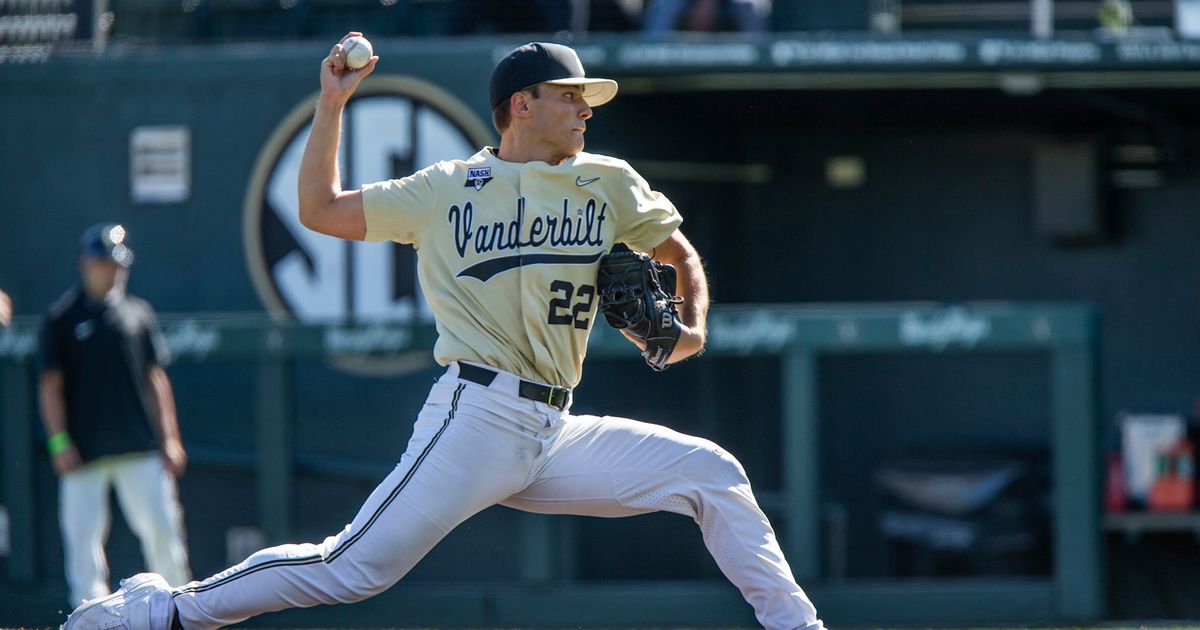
0, 302, 1101, 626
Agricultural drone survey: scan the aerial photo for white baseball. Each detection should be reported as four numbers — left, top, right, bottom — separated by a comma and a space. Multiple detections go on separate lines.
342, 35, 373, 70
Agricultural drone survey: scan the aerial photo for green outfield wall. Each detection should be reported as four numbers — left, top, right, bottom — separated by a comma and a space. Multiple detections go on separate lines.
1, 303, 1100, 627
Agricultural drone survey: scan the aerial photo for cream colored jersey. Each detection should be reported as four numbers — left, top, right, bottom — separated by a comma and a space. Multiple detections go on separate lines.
361, 147, 681, 388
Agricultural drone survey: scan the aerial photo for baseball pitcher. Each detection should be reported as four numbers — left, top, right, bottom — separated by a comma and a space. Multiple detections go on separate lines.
63, 37, 823, 630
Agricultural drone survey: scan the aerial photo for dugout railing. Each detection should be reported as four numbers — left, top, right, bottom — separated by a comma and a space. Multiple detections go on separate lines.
0, 302, 1099, 626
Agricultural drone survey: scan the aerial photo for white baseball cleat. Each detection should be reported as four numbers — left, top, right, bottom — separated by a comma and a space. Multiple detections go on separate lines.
61, 572, 174, 630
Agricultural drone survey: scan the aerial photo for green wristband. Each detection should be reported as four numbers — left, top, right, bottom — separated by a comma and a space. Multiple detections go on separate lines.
47, 432, 71, 455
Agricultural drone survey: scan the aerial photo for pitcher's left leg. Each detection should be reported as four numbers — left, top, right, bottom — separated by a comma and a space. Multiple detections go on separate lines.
503, 413, 822, 630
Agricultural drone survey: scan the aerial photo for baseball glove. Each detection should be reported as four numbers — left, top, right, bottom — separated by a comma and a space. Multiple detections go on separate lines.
596, 245, 684, 371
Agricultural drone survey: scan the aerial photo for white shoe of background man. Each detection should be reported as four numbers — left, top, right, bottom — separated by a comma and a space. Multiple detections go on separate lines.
61, 572, 175, 630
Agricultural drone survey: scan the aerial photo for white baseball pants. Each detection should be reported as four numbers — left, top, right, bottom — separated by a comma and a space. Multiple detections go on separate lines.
60, 451, 191, 606
172, 362, 822, 629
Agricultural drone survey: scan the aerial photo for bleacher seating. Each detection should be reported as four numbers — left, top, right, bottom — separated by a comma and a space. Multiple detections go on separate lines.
0, 1, 1186, 47
108, 0, 454, 42
0, 0, 76, 63
897, 0, 1175, 33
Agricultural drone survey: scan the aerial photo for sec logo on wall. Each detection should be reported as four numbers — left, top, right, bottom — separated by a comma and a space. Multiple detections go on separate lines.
243, 76, 495, 373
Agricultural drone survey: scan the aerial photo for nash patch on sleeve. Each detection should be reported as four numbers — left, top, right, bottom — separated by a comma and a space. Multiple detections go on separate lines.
465, 167, 493, 191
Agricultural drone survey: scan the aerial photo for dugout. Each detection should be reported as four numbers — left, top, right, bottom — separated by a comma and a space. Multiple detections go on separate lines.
2, 33, 1200, 626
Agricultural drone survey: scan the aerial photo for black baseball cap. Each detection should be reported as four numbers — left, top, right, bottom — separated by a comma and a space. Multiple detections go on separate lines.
489, 42, 618, 109
80, 223, 134, 267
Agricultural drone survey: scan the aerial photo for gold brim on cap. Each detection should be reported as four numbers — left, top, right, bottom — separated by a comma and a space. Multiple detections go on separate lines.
543, 77, 619, 107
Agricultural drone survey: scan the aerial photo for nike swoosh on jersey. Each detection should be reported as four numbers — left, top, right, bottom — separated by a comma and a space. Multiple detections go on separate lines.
457, 251, 605, 282
575, 176, 601, 187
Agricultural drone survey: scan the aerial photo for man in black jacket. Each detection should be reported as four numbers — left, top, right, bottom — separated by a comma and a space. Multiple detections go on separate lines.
40, 223, 191, 607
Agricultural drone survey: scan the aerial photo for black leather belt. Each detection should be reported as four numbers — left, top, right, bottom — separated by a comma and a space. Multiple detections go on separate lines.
456, 363, 571, 410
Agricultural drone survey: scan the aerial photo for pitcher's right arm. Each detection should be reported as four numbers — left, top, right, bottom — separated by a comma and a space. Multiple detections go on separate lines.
298, 32, 379, 241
